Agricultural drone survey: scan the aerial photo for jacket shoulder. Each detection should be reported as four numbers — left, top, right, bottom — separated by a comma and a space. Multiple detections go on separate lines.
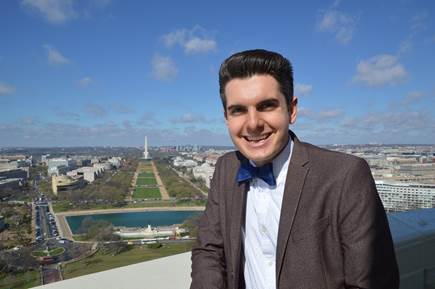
298, 141, 370, 172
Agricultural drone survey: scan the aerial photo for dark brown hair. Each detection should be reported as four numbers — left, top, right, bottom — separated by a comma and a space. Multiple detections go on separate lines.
219, 49, 294, 110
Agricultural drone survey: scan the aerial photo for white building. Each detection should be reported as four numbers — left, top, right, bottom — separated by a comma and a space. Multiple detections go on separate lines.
173, 157, 197, 168
108, 157, 122, 168
67, 166, 103, 183
192, 163, 215, 188
376, 180, 435, 211
47, 158, 76, 176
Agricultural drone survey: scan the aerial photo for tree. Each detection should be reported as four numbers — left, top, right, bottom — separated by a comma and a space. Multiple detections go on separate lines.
77, 217, 120, 241
181, 214, 202, 238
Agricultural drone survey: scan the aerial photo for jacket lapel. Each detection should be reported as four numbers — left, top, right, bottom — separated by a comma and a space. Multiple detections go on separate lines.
276, 137, 310, 283
229, 153, 248, 289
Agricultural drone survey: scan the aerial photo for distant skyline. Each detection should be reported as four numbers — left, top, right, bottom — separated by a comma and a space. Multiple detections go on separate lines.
1, 0, 434, 146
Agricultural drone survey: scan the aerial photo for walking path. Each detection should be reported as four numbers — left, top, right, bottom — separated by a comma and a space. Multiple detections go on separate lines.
56, 206, 205, 217
170, 167, 208, 197
152, 160, 170, 200
57, 213, 74, 240
127, 169, 139, 202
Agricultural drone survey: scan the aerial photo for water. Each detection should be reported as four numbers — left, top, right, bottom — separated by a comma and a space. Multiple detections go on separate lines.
66, 210, 202, 234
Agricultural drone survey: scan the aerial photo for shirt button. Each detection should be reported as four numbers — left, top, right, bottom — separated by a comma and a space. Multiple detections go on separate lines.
260, 226, 267, 234
268, 261, 273, 266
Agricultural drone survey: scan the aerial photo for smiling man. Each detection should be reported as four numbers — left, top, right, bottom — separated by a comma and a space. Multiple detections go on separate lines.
190, 49, 399, 289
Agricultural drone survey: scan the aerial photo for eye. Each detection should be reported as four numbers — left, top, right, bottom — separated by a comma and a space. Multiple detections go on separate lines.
228, 105, 246, 116
257, 99, 279, 111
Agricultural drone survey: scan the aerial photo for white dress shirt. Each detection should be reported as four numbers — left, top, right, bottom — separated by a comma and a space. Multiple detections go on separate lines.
243, 138, 293, 289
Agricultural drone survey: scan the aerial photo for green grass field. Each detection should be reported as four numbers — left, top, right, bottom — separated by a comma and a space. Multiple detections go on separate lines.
136, 177, 157, 186
133, 187, 161, 199
138, 172, 154, 178
0, 270, 40, 289
62, 242, 194, 279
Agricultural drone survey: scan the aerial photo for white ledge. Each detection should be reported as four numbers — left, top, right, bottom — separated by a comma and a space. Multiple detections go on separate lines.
34, 252, 192, 289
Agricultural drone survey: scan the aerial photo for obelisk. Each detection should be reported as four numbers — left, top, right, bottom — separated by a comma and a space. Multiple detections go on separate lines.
144, 136, 149, 159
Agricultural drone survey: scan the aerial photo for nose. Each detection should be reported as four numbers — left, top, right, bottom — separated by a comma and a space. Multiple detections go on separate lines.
246, 109, 263, 132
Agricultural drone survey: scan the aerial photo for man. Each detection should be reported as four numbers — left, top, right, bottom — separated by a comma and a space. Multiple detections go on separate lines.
191, 49, 399, 289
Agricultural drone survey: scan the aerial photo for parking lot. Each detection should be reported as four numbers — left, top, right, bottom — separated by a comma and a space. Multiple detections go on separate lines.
35, 195, 60, 242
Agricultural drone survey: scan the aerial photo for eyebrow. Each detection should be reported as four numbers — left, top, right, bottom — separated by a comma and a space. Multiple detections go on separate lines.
257, 98, 279, 107
226, 97, 280, 111
226, 104, 245, 111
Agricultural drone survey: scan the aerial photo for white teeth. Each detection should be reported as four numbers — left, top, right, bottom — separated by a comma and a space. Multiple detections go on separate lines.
245, 134, 269, 142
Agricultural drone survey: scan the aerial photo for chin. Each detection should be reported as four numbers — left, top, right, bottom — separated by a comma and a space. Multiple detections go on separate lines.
242, 149, 274, 165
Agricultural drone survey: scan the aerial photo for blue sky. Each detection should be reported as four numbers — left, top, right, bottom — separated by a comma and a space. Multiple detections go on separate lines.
1, 0, 434, 147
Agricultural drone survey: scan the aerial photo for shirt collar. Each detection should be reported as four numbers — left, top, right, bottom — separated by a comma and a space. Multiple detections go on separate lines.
248, 132, 294, 185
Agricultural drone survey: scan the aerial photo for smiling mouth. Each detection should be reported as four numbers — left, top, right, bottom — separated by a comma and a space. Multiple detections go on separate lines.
244, 133, 271, 143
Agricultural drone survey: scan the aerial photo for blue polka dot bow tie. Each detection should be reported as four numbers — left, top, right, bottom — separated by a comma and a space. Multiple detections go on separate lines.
236, 160, 276, 187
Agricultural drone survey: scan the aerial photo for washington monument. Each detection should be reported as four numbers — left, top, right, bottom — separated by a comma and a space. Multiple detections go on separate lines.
143, 136, 150, 159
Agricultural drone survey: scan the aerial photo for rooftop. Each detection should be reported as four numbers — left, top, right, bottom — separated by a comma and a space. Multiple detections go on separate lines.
388, 208, 435, 246
34, 209, 435, 289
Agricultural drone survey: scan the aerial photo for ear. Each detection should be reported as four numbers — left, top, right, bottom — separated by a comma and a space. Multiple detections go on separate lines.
224, 109, 228, 126
289, 96, 298, 124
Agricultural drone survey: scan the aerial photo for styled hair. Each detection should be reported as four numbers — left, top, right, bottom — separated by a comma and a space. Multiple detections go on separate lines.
219, 49, 294, 110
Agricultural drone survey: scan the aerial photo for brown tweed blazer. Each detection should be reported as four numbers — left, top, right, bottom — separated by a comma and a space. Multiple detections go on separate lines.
191, 133, 399, 289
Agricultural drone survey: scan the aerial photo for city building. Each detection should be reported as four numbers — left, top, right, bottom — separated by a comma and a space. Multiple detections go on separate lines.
41, 154, 50, 164
114, 225, 185, 239
0, 168, 28, 180
172, 157, 197, 168
67, 166, 103, 183
176, 145, 199, 152
0, 178, 23, 191
393, 163, 435, 177
48, 165, 69, 176
376, 181, 435, 211
47, 158, 76, 176
108, 157, 122, 168
192, 163, 215, 188
159, 146, 177, 153
51, 175, 84, 195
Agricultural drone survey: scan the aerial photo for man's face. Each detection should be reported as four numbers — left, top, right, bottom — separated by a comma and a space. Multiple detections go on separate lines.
224, 74, 297, 166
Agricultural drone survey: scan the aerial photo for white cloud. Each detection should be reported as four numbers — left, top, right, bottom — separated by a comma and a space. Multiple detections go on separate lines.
78, 77, 92, 87
0, 82, 15, 95
162, 26, 217, 54
171, 113, 206, 124
162, 29, 186, 47
90, 0, 111, 9
22, 0, 75, 24
112, 103, 134, 114
295, 83, 313, 96
410, 12, 428, 35
184, 38, 217, 54
398, 39, 412, 55
151, 54, 178, 81
318, 9, 357, 44
85, 103, 107, 118
137, 112, 156, 125
318, 109, 344, 119
403, 91, 424, 105
44, 45, 70, 65
353, 54, 407, 87
296, 107, 343, 120
297, 107, 312, 118
56, 111, 80, 121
